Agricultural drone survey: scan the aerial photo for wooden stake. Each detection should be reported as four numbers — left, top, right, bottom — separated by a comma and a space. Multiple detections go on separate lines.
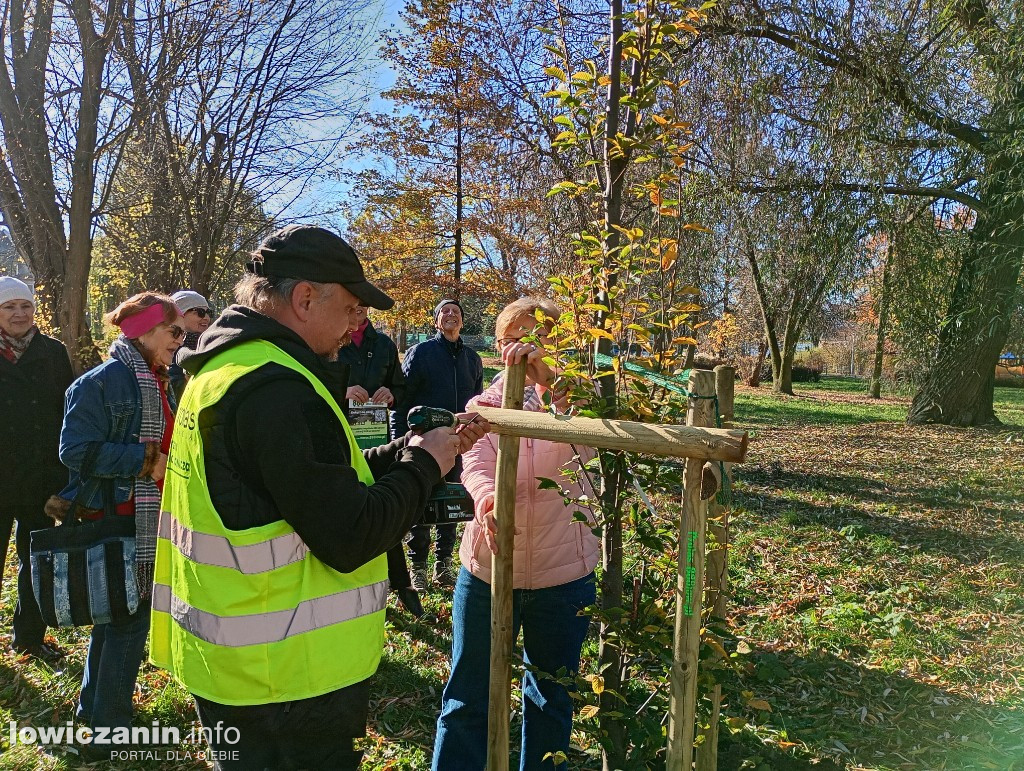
486, 360, 527, 770
713, 365, 735, 424
666, 369, 716, 769
695, 684, 722, 771
472, 406, 747, 463
707, 366, 736, 619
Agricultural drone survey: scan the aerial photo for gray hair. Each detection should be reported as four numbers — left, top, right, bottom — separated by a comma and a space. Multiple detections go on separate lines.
233, 273, 335, 314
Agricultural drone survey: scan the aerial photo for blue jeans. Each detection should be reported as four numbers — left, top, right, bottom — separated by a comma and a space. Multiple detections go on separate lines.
432, 568, 596, 771
77, 599, 151, 733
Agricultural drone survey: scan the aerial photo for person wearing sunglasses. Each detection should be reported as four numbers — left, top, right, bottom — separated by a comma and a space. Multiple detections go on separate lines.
169, 290, 212, 400
55, 291, 184, 749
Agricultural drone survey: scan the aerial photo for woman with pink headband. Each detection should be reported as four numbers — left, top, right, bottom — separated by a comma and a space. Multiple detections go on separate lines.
54, 291, 183, 752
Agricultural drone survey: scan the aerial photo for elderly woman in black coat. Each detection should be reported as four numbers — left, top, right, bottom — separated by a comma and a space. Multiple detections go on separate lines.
0, 276, 74, 663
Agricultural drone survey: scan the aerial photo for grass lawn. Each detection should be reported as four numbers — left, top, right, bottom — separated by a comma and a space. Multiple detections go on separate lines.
0, 377, 1021, 769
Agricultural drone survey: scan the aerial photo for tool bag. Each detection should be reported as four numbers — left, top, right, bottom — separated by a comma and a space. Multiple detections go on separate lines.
30, 442, 140, 627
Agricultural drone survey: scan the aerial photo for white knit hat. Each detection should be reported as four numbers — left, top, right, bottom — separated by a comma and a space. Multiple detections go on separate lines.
0, 276, 34, 307
171, 290, 209, 313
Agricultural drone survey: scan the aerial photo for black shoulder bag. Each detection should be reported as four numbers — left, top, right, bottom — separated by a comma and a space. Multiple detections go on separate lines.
30, 442, 140, 627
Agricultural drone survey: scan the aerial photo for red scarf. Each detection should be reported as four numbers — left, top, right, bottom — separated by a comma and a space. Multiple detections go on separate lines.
351, 319, 369, 348
0, 326, 36, 363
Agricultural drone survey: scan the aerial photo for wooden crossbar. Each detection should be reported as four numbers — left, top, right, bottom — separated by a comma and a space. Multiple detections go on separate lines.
484, 366, 749, 770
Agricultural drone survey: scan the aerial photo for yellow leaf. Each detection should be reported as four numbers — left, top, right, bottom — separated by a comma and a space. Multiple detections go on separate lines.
727, 717, 747, 730
683, 223, 711, 233
597, 75, 611, 86
590, 675, 605, 695
672, 336, 698, 346
651, 114, 670, 125
579, 704, 600, 719
649, 188, 662, 206
778, 741, 800, 749
588, 327, 615, 341
704, 636, 728, 659
659, 207, 679, 217
660, 241, 678, 270
747, 698, 772, 712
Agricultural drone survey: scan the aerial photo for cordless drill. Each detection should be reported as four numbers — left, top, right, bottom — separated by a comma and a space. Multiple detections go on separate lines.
406, 405, 459, 433
405, 406, 475, 525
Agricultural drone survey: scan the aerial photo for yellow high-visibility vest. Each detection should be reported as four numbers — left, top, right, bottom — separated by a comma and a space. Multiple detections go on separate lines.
150, 339, 387, 705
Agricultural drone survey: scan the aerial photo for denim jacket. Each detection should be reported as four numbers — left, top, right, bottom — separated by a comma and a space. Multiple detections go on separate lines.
58, 358, 176, 509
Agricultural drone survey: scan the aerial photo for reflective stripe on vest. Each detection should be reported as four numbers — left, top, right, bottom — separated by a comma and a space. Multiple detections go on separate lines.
150, 338, 388, 706
152, 580, 388, 648
158, 511, 308, 574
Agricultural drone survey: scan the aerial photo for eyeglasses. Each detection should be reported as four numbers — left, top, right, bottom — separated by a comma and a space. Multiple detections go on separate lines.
168, 325, 186, 340
188, 307, 211, 318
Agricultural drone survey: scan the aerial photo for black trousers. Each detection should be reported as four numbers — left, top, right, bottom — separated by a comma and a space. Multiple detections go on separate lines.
0, 504, 52, 647
406, 522, 457, 564
193, 680, 370, 770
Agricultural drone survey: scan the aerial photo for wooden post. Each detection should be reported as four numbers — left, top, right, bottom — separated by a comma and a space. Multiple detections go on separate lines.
707, 365, 735, 619
714, 365, 735, 423
695, 684, 722, 771
666, 369, 716, 768
486, 359, 527, 770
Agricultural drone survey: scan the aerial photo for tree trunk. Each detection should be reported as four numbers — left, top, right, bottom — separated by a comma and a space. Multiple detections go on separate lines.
683, 342, 696, 369
0, 0, 117, 373
748, 340, 767, 386
772, 345, 795, 394
62, 0, 112, 371
453, 61, 464, 298
870, 239, 893, 398
596, 0, 627, 764
908, 136, 1023, 425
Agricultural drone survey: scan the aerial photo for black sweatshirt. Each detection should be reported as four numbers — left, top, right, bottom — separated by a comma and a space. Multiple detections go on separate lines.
181, 306, 442, 574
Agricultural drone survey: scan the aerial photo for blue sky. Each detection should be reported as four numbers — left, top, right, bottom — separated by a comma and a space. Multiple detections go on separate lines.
275, 0, 405, 230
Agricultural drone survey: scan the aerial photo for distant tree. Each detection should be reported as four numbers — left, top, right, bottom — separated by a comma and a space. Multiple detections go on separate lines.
114, 0, 376, 297
702, 0, 1023, 424
88, 137, 272, 325
0, 0, 128, 369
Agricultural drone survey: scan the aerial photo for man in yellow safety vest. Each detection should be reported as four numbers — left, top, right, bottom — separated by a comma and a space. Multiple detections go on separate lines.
150, 225, 487, 769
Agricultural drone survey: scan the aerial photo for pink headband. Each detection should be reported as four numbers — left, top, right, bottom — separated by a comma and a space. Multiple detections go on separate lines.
119, 303, 173, 339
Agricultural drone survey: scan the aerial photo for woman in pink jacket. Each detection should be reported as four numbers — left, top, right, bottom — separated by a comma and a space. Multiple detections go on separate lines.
432, 298, 600, 771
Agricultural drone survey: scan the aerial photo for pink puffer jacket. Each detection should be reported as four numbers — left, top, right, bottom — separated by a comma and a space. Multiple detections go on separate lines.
459, 380, 600, 589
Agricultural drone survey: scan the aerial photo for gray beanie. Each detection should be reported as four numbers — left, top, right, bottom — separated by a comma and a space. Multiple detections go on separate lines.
171, 290, 209, 313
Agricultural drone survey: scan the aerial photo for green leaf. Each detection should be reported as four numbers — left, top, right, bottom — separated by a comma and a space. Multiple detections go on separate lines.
546, 181, 579, 197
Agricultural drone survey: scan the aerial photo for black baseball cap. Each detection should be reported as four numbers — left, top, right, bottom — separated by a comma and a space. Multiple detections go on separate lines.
247, 225, 394, 310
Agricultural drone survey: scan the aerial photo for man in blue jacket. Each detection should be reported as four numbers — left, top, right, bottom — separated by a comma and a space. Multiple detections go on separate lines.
393, 299, 483, 590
